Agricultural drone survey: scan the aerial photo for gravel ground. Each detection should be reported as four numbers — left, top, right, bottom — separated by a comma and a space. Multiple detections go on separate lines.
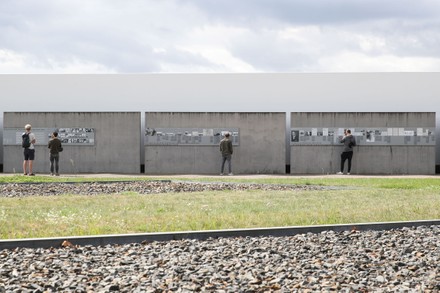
1, 181, 439, 292
1, 226, 439, 292
0, 181, 323, 198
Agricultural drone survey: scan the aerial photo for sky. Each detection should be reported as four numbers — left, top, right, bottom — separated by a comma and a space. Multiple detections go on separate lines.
1, 0, 440, 73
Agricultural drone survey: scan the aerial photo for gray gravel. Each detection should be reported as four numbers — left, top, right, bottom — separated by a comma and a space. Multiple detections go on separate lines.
0, 181, 323, 197
1, 226, 439, 292
1, 181, 439, 291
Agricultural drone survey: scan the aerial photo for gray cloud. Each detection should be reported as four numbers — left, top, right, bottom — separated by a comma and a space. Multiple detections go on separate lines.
186, 0, 440, 25
0, 0, 216, 72
1, 0, 440, 73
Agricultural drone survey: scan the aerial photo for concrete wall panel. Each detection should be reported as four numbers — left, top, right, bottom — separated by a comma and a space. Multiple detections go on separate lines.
145, 112, 285, 174
4, 112, 140, 174
290, 112, 436, 174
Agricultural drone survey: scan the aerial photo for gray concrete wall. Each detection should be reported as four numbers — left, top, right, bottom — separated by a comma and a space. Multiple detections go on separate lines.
145, 112, 285, 174
4, 112, 140, 174
290, 112, 436, 175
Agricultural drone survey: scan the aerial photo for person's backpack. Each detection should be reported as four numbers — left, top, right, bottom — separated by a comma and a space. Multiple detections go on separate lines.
22, 133, 31, 148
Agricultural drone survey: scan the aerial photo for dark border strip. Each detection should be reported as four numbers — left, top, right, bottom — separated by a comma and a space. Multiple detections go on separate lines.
1, 219, 439, 250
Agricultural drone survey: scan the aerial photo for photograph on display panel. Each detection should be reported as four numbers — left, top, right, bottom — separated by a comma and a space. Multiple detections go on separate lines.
290, 127, 435, 146
145, 127, 240, 146
3, 127, 95, 146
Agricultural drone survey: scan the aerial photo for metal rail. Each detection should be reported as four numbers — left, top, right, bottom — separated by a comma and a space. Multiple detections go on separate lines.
1, 219, 439, 250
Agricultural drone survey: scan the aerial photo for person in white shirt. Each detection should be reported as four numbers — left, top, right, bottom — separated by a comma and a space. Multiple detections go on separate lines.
23, 124, 37, 176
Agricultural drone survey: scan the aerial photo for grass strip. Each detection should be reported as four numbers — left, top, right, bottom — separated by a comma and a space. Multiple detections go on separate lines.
1, 187, 439, 239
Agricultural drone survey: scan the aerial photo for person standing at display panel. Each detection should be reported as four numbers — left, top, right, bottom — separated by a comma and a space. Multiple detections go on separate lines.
337, 129, 356, 175
220, 132, 233, 175
48, 131, 63, 176
22, 124, 36, 176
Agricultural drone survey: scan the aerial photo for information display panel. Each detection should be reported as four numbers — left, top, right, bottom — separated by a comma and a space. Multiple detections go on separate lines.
145, 127, 240, 146
3, 128, 95, 146
290, 127, 435, 146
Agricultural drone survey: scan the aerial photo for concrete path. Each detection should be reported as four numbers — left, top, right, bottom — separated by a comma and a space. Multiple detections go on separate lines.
2, 173, 438, 179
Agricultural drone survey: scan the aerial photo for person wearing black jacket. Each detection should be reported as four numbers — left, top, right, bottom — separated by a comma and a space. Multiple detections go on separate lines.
337, 129, 356, 175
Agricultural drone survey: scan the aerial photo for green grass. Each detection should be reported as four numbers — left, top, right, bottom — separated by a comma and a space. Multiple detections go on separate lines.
1, 177, 440, 239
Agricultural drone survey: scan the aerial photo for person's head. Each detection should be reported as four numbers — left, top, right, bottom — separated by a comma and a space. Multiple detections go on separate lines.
346, 129, 351, 134
52, 132, 58, 137
25, 124, 32, 131
224, 132, 230, 138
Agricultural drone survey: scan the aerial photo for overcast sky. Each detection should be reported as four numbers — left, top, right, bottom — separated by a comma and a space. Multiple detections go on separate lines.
1, 0, 440, 73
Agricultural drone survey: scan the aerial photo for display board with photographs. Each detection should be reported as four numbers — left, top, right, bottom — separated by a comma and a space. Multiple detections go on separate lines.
290, 127, 435, 146
57, 128, 95, 145
145, 127, 240, 146
3, 127, 95, 146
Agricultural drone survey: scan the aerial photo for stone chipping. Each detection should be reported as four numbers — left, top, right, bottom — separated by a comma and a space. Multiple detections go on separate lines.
0, 226, 439, 292
0, 180, 323, 198
0, 181, 439, 292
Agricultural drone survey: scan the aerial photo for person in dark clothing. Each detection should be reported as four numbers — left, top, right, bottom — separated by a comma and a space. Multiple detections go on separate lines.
220, 132, 233, 175
337, 129, 356, 175
48, 132, 62, 176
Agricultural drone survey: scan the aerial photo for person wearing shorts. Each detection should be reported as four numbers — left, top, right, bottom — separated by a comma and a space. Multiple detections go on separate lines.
23, 124, 36, 176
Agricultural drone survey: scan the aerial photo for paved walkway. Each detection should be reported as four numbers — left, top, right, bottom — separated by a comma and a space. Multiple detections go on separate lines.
3, 173, 437, 179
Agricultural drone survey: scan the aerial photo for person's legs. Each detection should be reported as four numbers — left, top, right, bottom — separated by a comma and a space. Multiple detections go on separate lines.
50, 154, 55, 174
28, 150, 35, 175
23, 149, 33, 175
226, 155, 232, 174
28, 160, 34, 175
347, 152, 353, 173
221, 155, 227, 174
54, 154, 59, 174
23, 160, 28, 175
23, 149, 29, 174
340, 152, 348, 173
